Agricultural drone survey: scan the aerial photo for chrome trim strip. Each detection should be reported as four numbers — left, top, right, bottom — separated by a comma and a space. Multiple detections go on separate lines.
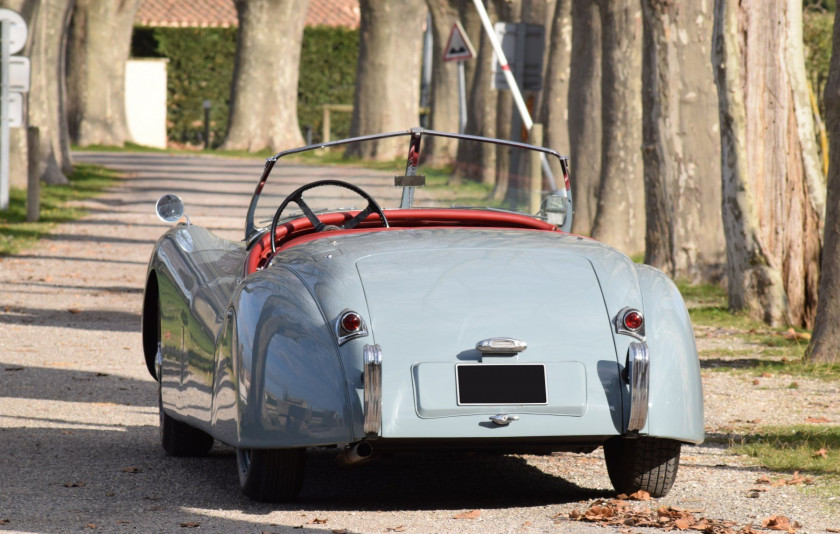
335, 309, 369, 346
363, 344, 383, 435
475, 337, 528, 354
615, 306, 646, 341
627, 341, 650, 432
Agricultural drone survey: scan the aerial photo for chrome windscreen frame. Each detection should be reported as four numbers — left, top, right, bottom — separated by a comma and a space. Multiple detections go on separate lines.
627, 341, 650, 432
363, 344, 382, 435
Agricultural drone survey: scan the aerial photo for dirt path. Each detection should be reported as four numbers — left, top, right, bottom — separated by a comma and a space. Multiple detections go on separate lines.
0, 152, 837, 533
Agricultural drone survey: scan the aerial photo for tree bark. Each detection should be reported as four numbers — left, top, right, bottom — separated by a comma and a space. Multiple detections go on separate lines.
590, 0, 645, 254
454, 0, 497, 185
65, 0, 140, 147
539, 0, 571, 156
712, 0, 822, 328
642, 0, 724, 281
568, 0, 601, 235
807, 5, 840, 364
424, 0, 461, 166
28, 0, 75, 184
222, 0, 308, 152
348, 0, 426, 160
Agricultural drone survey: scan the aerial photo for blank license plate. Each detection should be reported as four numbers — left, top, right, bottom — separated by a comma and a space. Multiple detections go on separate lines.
456, 364, 547, 405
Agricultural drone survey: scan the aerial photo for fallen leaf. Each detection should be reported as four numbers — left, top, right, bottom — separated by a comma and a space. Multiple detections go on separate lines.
454, 510, 481, 520
386, 527, 406, 532
85, 523, 96, 529
806, 416, 830, 423
308, 518, 328, 525
180, 523, 200, 528
763, 515, 795, 533
814, 448, 828, 459
0, 520, 8, 525
627, 490, 650, 501
68, 308, 82, 314
761, 372, 773, 378
674, 517, 692, 530
753, 379, 761, 386
756, 475, 773, 485
121, 466, 141, 473
64, 482, 85, 487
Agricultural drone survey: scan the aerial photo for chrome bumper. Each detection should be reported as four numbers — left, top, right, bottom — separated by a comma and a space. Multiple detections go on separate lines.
627, 341, 650, 432
363, 344, 382, 434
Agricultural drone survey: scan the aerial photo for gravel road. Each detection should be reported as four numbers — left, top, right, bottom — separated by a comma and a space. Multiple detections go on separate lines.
0, 152, 837, 533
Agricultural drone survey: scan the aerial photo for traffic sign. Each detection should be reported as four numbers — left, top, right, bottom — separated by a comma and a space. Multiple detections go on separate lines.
0, 9, 27, 55
443, 21, 475, 62
2, 92, 22, 127
8, 56, 29, 92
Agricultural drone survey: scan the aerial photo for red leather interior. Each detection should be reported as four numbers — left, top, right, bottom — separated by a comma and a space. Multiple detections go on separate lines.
245, 209, 559, 275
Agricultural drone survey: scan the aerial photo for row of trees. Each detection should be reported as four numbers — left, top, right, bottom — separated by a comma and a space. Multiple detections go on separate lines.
3, 0, 839, 362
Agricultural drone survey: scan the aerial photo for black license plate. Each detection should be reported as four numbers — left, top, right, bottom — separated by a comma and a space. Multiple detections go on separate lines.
456, 364, 547, 405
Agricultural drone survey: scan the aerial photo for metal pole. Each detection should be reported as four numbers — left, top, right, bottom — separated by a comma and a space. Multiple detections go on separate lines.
457, 61, 467, 134
470, 0, 558, 193
202, 100, 211, 150
1, 19, 10, 210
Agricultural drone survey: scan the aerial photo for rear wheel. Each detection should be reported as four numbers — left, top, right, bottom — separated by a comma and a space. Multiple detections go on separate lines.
236, 448, 306, 503
158, 382, 214, 457
603, 436, 681, 497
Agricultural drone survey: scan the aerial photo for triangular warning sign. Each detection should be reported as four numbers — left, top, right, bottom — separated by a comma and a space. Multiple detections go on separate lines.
443, 21, 475, 62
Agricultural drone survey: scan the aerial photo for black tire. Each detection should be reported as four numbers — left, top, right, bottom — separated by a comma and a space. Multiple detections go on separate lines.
603, 436, 681, 497
159, 384, 214, 457
236, 448, 306, 503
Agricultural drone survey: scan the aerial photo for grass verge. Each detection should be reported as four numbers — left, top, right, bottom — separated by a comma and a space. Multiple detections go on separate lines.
732, 425, 840, 475
0, 164, 118, 256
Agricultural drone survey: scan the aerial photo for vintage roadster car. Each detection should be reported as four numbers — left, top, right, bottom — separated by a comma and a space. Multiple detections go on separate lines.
142, 128, 703, 502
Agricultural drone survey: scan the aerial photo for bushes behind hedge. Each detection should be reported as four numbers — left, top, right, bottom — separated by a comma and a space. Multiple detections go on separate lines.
132, 25, 358, 147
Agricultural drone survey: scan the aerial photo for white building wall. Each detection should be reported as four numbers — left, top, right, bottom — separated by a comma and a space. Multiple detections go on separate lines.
125, 59, 168, 149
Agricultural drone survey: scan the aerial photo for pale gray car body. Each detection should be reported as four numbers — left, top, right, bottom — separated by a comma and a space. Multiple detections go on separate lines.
141, 129, 703, 501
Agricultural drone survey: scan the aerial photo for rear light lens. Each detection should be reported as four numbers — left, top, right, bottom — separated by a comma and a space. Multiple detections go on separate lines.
340, 312, 362, 333
623, 310, 644, 331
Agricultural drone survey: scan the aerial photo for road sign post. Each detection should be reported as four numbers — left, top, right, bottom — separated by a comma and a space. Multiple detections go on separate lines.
0, 8, 28, 211
443, 21, 475, 135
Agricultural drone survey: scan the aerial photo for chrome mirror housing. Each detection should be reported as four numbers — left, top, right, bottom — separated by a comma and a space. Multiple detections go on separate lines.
155, 194, 187, 224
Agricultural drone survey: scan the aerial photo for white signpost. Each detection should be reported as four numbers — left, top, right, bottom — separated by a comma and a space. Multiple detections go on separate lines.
442, 21, 475, 134
0, 8, 29, 210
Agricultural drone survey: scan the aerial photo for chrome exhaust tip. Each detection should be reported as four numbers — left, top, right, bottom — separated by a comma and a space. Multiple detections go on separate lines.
335, 441, 374, 466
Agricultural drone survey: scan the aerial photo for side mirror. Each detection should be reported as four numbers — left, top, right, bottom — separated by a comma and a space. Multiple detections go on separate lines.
155, 194, 187, 224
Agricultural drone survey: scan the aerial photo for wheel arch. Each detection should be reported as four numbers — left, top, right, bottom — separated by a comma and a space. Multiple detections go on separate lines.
142, 270, 160, 379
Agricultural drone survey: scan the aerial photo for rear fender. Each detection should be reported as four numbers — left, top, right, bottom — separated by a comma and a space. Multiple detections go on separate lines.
635, 265, 704, 444
210, 267, 354, 448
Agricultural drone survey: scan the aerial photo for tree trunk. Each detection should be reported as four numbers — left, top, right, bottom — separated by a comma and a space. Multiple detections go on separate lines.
568, 0, 601, 235
712, 0, 822, 328
454, 0, 497, 185
65, 0, 140, 147
807, 6, 840, 364
424, 0, 460, 166
28, 0, 75, 184
539, 0, 571, 156
642, 0, 724, 281
222, 0, 308, 152
590, 0, 644, 254
348, 0, 426, 160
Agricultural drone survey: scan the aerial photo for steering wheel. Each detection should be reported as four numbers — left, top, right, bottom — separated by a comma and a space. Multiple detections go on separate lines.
270, 180, 389, 253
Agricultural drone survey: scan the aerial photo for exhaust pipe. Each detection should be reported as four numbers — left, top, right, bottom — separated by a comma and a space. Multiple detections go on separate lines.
336, 441, 374, 466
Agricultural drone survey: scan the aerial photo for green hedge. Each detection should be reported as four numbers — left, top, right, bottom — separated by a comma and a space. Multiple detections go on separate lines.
132, 25, 358, 147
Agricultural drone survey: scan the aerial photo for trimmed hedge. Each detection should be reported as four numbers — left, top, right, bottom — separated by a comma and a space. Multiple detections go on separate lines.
131, 25, 358, 147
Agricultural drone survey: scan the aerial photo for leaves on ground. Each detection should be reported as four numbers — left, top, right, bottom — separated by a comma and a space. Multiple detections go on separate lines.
453, 509, 481, 519
568, 499, 801, 533
307, 518, 328, 524
179, 522, 200, 528
754, 471, 813, 487
121, 466, 140, 473
805, 416, 830, 423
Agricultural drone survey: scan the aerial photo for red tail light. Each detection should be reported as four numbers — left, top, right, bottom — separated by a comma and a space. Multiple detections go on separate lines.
623, 310, 644, 331
340, 312, 362, 333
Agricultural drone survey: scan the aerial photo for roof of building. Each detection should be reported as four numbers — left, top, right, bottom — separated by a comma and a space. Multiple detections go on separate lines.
135, 0, 360, 29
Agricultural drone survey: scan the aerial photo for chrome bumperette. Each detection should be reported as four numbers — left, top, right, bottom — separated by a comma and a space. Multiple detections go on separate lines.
363, 344, 383, 435
475, 337, 527, 354
615, 306, 646, 341
627, 341, 650, 432
154, 342, 163, 380
489, 414, 519, 426
335, 309, 369, 346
